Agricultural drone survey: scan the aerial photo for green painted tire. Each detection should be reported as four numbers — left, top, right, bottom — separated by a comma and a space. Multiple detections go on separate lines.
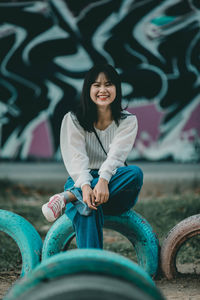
42, 210, 159, 277
0, 209, 43, 277
4, 249, 165, 300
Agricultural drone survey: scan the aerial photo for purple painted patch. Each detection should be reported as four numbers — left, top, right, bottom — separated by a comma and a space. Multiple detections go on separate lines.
127, 103, 165, 146
28, 120, 54, 158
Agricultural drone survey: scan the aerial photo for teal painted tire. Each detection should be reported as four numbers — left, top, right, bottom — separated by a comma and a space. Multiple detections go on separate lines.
0, 209, 43, 277
42, 210, 159, 277
4, 249, 165, 300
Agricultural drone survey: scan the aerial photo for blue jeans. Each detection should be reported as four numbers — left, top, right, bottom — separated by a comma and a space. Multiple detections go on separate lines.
64, 165, 143, 249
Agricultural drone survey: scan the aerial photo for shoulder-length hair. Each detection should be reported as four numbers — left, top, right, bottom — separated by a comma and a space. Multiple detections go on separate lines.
72, 64, 124, 132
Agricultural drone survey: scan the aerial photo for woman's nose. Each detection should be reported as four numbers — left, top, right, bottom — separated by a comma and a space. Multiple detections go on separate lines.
99, 85, 106, 92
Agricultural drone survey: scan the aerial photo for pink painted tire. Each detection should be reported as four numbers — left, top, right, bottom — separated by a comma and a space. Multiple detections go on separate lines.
160, 214, 200, 280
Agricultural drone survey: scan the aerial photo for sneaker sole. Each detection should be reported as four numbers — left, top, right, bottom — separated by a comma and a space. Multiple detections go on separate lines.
42, 204, 56, 222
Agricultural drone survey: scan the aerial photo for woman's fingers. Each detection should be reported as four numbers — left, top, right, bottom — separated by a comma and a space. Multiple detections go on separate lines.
93, 188, 100, 205
84, 194, 97, 210
93, 178, 109, 204
91, 193, 96, 207
82, 185, 97, 210
94, 191, 101, 204
82, 183, 109, 209
94, 192, 109, 204
86, 200, 97, 210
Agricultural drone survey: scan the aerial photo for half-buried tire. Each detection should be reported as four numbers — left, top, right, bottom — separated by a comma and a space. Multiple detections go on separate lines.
4, 249, 165, 300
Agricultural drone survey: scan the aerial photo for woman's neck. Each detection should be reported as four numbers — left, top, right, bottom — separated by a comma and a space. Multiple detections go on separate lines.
97, 107, 112, 123
95, 107, 113, 130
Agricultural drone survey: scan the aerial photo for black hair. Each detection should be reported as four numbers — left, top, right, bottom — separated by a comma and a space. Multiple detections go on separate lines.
72, 64, 125, 132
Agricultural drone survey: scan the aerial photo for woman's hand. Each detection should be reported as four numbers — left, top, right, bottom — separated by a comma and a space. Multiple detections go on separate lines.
82, 184, 97, 210
93, 178, 109, 206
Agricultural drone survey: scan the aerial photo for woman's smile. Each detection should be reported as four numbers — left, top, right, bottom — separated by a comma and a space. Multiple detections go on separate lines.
97, 95, 109, 101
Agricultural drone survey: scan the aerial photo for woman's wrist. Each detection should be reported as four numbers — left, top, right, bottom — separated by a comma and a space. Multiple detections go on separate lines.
81, 183, 91, 191
99, 177, 108, 184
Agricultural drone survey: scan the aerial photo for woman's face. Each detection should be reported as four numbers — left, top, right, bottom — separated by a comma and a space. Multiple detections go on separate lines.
90, 72, 116, 109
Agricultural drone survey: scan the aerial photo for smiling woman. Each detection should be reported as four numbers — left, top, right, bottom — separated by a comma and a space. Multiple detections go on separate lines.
42, 64, 143, 250
90, 73, 116, 131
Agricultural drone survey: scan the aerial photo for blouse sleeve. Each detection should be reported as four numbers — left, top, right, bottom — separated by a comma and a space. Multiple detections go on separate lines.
98, 114, 138, 183
60, 112, 93, 188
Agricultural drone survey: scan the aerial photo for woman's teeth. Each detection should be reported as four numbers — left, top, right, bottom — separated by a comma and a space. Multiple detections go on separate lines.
98, 96, 108, 100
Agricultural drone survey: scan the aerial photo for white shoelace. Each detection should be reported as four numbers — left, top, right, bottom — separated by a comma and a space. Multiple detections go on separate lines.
48, 195, 64, 217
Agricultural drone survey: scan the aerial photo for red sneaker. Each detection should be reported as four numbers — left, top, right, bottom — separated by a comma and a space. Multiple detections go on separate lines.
42, 194, 66, 222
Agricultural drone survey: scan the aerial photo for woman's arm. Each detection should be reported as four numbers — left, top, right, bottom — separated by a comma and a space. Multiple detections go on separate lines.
98, 114, 138, 183
60, 112, 93, 188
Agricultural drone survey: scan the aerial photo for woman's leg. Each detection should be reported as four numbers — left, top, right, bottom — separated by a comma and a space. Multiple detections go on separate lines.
65, 174, 104, 249
67, 166, 143, 248
102, 165, 143, 216
73, 207, 104, 249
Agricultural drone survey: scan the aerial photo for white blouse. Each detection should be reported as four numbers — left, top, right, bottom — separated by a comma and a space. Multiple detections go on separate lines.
60, 111, 138, 188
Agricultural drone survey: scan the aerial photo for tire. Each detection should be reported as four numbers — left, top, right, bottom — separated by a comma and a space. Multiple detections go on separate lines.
4, 249, 165, 300
0, 209, 43, 277
42, 210, 159, 277
160, 214, 200, 279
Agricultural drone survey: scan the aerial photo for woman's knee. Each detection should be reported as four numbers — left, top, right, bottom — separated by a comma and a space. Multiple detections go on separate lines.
127, 165, 143, 189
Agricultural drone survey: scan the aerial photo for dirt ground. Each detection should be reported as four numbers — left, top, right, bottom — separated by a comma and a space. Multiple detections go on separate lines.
0, 179, 200, 300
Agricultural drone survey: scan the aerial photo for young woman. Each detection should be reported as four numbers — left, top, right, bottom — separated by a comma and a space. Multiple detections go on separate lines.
42, 64, 143, 249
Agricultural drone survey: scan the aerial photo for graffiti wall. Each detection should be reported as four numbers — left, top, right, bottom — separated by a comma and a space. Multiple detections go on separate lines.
0, 0, 199, 162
